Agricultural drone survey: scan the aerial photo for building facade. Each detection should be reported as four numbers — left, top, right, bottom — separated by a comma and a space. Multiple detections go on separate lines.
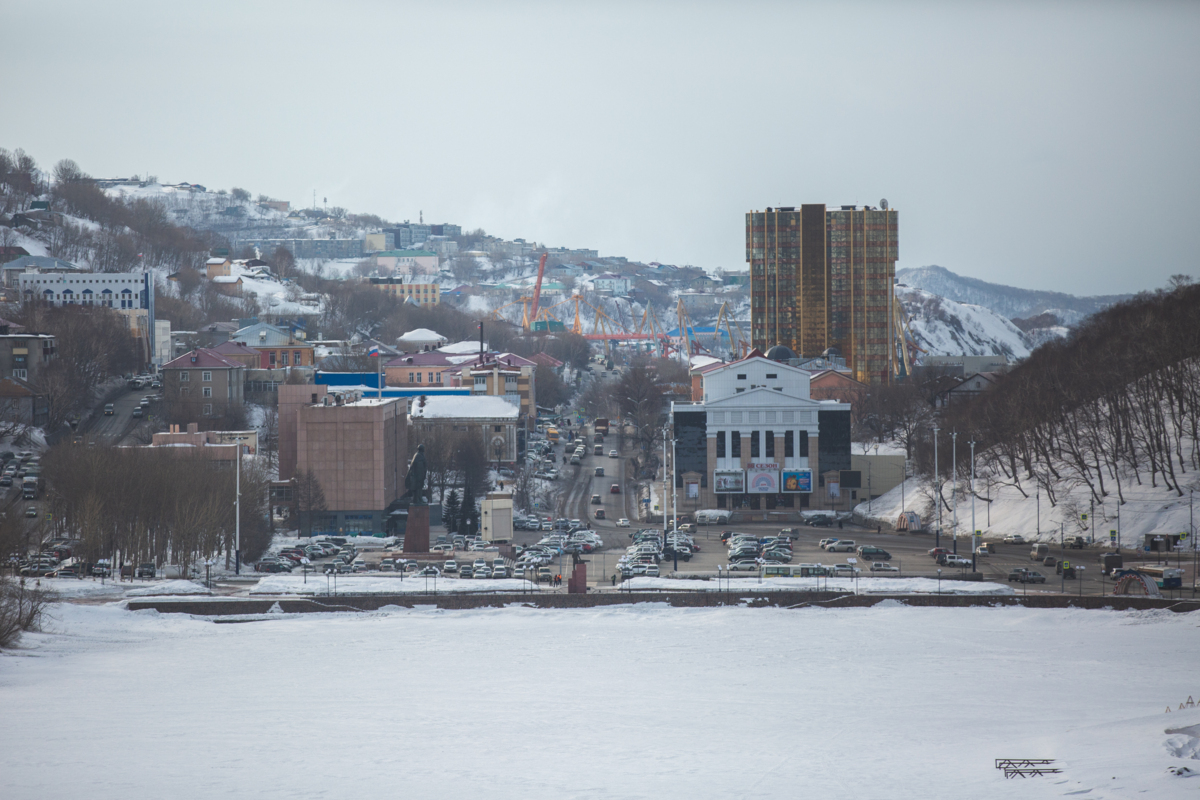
746, 204, 898, 384
161, 349, 246, 425
670, 353, 851, 520
370, 276, 441, 305
409, 395, 520, 464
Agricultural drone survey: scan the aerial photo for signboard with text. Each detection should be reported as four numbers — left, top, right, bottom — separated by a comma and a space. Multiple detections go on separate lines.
746, 463, 780, 494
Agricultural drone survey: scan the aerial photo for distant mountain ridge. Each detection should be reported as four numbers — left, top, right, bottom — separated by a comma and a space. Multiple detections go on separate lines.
896, 265, 1130, 325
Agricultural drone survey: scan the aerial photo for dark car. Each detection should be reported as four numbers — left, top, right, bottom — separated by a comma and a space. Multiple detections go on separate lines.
135, 563, 156, 578
806, 516, 834, 527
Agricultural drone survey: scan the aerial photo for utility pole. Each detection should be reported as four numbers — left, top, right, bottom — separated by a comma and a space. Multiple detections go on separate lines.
234, 439, 242, 575
969, 439, 977, 572
951, 431, 958, 553
932, 425, 940, 549
672, 436, 678, 574
662, 423, 668, 547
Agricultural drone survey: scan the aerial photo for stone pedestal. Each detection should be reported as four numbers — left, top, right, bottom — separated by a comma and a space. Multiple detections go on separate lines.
403, 505, 430, 553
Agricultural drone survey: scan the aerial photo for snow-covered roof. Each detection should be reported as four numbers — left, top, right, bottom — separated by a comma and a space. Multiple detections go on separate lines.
397, 328, 446, 344
206, 257, 229, 265
409, 395, 519, 420
211, 276, 241, 284
438, 340, 486, 354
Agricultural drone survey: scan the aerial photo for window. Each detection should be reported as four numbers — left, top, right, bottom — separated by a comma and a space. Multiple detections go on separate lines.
494, 425, 502, 432
203, 404, 213, 416
799, 431, 809, 457
202, 371, 212, 382
415, 373, 422, 383
269, 352, 276, 367
294, 351, 303, 364
785, 430, 794, 458
13, 369, 26, 379
715, 430, 725, 458
408, 373, 414, 382
731, 431, 741, 458
736, 374, 746, 380
750, 431, 760, 458
203, 387, 212, 398
735, 388, 744, 393
280, 352, 289, 366
428, 372, 434, 383
179, 371, 189, 382
765, 373, 777, 379
765, 431, 774, 458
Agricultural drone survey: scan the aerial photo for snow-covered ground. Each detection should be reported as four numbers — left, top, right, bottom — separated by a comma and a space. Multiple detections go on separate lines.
620, 575, 1014, 594
856, 470, 1198, 549
898, 285, 1032, 359
2, 603, 1198, 798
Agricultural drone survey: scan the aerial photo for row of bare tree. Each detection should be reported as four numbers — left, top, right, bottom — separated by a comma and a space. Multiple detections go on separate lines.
35, 447, 272, 574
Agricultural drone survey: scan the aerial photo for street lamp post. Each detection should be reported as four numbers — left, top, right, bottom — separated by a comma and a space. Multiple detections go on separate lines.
951, 431, 958, 554
233, 435, 251, 576
671, 436, 678, 574
932, 425, 940, 548
969, 440, 977, 572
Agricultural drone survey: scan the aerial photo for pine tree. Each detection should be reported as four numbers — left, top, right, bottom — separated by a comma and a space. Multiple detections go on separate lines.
460, 484, 477, 536
443, 489, 460, 535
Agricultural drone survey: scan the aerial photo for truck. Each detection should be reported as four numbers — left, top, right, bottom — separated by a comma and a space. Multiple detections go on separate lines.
1066, 536, 1088, 549
22, 475, 38, 500
593, 418, 609, 436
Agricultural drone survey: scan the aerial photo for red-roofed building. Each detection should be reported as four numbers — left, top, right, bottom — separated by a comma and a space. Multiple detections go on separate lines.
209, 340, 262, 370
162, 348, 246, 428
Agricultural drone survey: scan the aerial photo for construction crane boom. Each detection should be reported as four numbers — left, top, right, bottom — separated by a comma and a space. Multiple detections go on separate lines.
527, 253, 549, 330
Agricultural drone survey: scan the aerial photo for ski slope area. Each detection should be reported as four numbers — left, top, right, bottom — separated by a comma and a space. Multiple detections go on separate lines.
2, 603, 1198, 799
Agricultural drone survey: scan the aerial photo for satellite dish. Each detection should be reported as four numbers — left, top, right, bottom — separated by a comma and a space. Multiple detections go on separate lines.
880, 198, 889, 210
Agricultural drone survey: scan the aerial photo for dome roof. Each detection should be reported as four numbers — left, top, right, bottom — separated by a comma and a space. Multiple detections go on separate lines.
765, 344, 797, 362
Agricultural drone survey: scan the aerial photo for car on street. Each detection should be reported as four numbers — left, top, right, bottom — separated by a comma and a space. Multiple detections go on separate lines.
975, 546, 990, 557
728, 560, 759, 571
928, 547, 950, 559
610, 483, 620, 494
443, 560, 458, 573
135, 563, 156, 578
806, 515, 835, 527
609, 450, 618, 458
1008, 569, 1047, 583
1003, 534, 1026, 544
826, 540, 856, 553
616, 518, 630, 528
132, 407, 144, 418
591, 494, 602, 505
830, 564, 861, 577
25, 505, 37, 518
943, 555, 973, 568
104, 404, 114, 416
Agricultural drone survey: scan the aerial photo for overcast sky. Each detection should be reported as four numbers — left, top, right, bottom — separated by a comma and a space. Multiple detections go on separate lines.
2, 1, 1197, 294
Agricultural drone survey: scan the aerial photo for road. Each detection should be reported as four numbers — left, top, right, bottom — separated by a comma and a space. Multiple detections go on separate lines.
79, 385, 154, 445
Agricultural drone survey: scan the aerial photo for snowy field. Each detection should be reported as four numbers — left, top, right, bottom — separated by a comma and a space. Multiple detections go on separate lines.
249, 574, 539, 595
3, 603, 1199, 798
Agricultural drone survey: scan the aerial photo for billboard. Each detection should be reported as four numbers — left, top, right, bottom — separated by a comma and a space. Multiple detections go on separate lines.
685, 480, 700, 499
714, 470, 744, 493
746, 467, 780, 494
782, 469, 813, 493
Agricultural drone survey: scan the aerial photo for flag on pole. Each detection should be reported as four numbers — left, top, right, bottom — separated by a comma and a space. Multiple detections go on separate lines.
368, 345, 380, 357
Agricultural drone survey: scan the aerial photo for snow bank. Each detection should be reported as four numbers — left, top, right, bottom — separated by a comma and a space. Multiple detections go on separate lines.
125, 580, 211, 597
249, 575, 539, 595
620, 575, 1014, 595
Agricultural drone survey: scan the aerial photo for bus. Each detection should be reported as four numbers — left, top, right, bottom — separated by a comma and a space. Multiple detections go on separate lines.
546, 427, 560, 443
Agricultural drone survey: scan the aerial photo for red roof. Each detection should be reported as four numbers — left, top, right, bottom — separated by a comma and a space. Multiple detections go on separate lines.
211, 341, 260, 357
530, 352, 563, 368
163, 348, 244, 370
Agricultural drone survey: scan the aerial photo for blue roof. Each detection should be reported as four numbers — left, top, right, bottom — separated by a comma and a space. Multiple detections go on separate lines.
316, 371, 469, 396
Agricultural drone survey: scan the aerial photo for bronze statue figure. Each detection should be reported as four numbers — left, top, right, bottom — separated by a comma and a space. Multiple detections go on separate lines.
402, 444, 429, 506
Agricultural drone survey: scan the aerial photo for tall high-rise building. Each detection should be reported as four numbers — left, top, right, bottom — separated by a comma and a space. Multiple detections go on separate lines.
746, 204, 899, 384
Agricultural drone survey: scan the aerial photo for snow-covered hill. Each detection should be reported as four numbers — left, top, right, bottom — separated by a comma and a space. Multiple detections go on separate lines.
897, 285, 1032, 359
897, 265, 1129, 325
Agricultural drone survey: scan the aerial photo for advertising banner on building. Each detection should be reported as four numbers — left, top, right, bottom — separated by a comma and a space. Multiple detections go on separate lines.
782, 469, 813, 493
686, 480, 700, 499
714, 470, 744, 493
746, 463, 780, 494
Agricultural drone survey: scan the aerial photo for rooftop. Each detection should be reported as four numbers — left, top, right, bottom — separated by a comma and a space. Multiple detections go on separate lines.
409, 395, 520, 420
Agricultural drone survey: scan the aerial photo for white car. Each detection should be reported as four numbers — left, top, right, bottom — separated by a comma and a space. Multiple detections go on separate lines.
616, 518, 630, 528
818, 538, 839, 549
826, 540, 856, 553
830, 564, 861, 577
975, 546, 990, 557
870, 562, 899, 573
944, 555, 973, 568
728, 560, 760, 571
609, 450, 618, 458
1003, 534, 1026, 544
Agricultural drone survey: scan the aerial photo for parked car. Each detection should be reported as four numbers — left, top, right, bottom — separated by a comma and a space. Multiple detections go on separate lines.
443, 560, 458, 573
944, 555, 973, 568
728, 560, 759, 571
135, 563, 156, 578
819, 538, 840, 550
870, 562, 899, 573
857, 546, 891, 560
806, 515, 835, 527
928, 547, 950, 559
826, 540, 856, 553
1010, 569, 1047, 584
830, 564, 860, 577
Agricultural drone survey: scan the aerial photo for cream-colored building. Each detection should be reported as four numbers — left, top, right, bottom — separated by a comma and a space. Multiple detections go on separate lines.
480, 491, 514, 542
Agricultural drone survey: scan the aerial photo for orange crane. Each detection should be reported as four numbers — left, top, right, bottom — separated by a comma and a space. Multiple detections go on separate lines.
527, 253, 549, 330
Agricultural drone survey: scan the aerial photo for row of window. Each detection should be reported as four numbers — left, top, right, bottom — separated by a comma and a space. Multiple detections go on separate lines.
407, 372, 443, 384
267, 351, 306, 367
181, 386, 215, 398
178, 371, 213, 382
715, 494, 808, 509
715, 430, 809, 459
